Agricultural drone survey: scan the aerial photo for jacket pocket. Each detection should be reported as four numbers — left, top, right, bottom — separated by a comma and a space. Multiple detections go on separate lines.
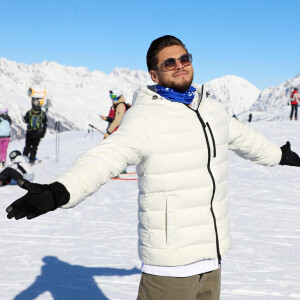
166, 198, 175, 246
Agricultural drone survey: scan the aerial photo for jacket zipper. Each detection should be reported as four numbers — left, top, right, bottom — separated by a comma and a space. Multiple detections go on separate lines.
185, 88, 221, 266
195, 110, 221, 266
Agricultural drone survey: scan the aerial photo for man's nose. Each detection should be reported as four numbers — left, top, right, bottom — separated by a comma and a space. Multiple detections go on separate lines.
175, 59, 185, 70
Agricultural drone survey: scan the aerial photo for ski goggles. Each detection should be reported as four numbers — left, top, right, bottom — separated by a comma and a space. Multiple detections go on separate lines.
155, 53, 192, 71
110, 94, 118, 101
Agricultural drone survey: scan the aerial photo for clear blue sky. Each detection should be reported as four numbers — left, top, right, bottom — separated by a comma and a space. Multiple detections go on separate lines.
1, 0, 299, 90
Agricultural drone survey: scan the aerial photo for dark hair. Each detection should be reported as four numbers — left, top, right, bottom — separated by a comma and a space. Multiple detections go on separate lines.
146, 35, 188, 71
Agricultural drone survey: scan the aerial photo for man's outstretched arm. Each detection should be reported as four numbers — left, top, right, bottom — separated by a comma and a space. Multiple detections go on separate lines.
229, 117, 300, 167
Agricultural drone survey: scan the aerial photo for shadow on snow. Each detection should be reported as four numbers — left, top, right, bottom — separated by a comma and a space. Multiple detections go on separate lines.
13, 256, 141, 300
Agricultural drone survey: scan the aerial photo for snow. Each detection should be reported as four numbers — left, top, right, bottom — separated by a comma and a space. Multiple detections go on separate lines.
1, 120, 300, 299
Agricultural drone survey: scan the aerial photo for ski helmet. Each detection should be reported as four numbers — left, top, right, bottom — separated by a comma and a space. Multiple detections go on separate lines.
32, 98, 41, 107
295, 88, 298, 91
109, 88, 122, 101
0, 107, 8, 114
9, 150, 21, 161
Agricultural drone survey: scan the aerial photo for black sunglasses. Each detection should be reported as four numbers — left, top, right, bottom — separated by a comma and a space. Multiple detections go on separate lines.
155, 53, 192, 71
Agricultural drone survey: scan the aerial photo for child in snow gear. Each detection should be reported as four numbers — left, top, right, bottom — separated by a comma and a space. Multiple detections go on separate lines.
23, 98, 48, 164
290, 87, 299, 120
0, 107, 12, 168
100, 88, 130, 139
0, 150, 34, 186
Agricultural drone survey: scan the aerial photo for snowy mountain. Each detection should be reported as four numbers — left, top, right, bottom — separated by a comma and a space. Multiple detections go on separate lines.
0, 58, 261, 139
204, 75, 260, 115
239, 73, 300, 121
0, 58, 153, 138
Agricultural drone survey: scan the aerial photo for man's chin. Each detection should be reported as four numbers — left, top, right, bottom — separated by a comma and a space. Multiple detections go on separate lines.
169, 74, 194, 92
170, 80, 193, 92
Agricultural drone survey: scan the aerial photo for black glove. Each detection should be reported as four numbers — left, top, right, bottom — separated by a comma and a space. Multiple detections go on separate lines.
279, 141, 300, 167
6, 179, 70, 220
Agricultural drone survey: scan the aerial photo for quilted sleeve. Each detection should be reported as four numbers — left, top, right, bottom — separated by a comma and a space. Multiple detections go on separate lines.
228, 117, 281, 166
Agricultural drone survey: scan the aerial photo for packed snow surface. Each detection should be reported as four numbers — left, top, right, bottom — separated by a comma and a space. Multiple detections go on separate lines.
1, 120, 300, 299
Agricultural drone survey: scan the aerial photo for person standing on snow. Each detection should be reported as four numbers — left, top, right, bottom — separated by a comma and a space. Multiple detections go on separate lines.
248, 113, 252, 122
0, 108, 12, 168
23, 98, 47, 165
5, 35, 300, 300
0, 150, 34, 186
99, 89, 129, 139
290, 87, 300, 120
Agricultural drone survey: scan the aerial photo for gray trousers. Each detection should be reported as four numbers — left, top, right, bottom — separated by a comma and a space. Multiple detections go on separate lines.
137, 268, 221, 300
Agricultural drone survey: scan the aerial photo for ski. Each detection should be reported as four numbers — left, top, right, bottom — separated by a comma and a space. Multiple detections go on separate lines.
111, 177, 137, 181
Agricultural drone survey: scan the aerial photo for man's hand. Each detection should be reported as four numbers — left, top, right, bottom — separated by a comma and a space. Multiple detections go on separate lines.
6, 179, 70, 220
279, 141, 300, 167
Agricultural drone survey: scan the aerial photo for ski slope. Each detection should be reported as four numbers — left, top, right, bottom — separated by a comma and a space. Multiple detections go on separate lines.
1, 120, 300, 300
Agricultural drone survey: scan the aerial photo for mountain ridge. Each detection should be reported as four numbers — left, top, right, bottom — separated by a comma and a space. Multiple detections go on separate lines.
1, 57, 297, 138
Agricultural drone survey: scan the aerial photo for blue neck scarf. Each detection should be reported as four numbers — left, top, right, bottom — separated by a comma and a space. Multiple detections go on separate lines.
155, 85, 196, 105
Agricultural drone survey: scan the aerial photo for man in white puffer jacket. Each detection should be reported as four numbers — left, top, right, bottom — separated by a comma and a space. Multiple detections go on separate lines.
6, 35, 300, 300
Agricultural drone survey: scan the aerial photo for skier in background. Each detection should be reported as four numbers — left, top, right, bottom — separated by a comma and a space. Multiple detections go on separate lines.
248, 113, 252, 122
0, 150, 34, 186
23, 98, 48, 165
99, 88, 131, 177
290, 87, 299, 120
0, 108, 12, 168
99, 89, 130, 139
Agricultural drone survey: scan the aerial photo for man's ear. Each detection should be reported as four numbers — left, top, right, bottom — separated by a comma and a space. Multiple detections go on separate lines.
149, 70, 159, 84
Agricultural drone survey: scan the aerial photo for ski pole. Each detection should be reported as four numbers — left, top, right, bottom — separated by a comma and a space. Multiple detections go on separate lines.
84, 128, 91, 138
55, 121, 60, 162
88, 124, 105, 134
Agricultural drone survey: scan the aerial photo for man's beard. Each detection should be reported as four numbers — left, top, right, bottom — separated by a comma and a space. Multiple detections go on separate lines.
162, 73, 194, 92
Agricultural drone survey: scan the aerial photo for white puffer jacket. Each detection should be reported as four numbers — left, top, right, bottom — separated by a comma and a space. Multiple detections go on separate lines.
54, 85, 282, 267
